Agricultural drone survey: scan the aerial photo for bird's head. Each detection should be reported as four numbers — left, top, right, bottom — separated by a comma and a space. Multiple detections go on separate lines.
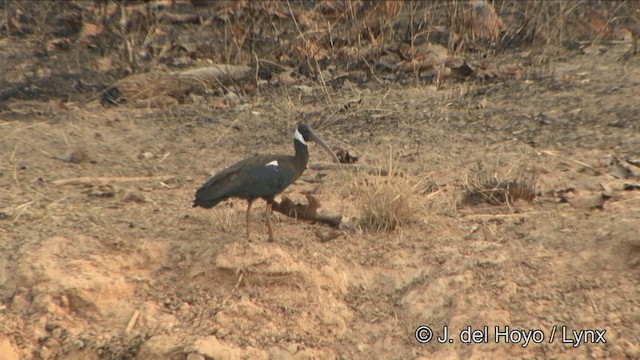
295, 124, 340, 163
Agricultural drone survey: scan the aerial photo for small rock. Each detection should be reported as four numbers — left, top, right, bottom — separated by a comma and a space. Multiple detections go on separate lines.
577, 166, 600, 176
51, 328, 64, 339
568, 108, 582, 117
122, 190, 146, 203
186, 354, 205, 360
45, 322, 60, 332
210, 97, 229, 109
275, 70, 297, 86
140, 152, 155, 160
224, 91, 240, 104
567, 192, 604, 210
178, 302, 190, 314
188, 94, 204, 104
60, 294, 69, 308
59, 148, 89, 164
315, 229, 341, 242
291, 85, 314, 95
11, 294, 29, 311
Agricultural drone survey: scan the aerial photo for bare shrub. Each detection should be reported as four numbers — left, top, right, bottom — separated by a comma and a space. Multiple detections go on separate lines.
461, 165, 537, 206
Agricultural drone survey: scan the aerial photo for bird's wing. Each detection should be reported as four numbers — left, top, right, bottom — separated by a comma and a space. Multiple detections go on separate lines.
194, 155, 296, 205
245, 158, 296, 198
194, 156, 265, 205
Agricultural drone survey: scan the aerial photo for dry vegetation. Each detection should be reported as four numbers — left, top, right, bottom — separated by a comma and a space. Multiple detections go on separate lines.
1, 1, 640, 359
460, 164, 537, 207
354, 169, 416, 231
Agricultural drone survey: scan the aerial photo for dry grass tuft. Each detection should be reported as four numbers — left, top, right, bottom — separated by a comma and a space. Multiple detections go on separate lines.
352, 153, 418, 231
207, 202, 244, 234
460, 166, 537, 206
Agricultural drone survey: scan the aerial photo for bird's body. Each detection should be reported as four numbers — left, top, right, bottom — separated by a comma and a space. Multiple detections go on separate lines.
193, 154, 303, 209
193, 124, 336, 241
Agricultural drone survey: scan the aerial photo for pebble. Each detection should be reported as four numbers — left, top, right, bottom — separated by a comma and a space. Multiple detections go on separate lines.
186, 354, 205, 360
224, 91, 240, 104
178, 302, 190, 314
140, 152, 154, 160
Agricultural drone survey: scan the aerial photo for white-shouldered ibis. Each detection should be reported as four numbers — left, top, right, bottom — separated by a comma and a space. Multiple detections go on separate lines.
193, 123, 338, 241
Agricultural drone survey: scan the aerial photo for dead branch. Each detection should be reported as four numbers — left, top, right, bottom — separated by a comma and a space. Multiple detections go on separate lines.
125, 310, 141, 334
180, 64, 253, 84
99, 64, 253, 107
272, 194, 341, 227
309, 162, 405, 176
52, 175, 177, 186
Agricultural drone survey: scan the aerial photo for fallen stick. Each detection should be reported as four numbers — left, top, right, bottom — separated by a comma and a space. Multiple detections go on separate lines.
52, 175, 177, 186
272, 193, 342, 227
125, 310, 141, 333
309, 162, 389, 176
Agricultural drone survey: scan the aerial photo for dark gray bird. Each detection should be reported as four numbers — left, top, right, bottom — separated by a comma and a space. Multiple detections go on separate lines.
193, 124, 338, 241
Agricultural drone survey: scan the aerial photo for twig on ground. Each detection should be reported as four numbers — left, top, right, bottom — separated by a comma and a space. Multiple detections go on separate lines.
125, 310, 141, 334
272, 193, 342, 227
52, 175, 177, 186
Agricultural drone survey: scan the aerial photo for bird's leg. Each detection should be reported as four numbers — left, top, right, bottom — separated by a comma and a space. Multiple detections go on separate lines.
246, 199, 255, 241
266, 200, 274, 242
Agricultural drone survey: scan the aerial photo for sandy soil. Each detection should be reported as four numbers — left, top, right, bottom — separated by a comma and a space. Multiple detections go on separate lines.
1, 2, 640, 359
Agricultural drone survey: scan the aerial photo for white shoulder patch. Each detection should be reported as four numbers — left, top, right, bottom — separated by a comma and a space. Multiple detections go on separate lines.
265, 160, 279, 167
294, 128, 306, 145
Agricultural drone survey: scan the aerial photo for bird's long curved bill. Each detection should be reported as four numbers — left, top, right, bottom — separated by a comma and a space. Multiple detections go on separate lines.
309, 130, 340, 164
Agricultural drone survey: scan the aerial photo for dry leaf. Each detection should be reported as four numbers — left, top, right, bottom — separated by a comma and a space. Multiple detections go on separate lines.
46, 38, 72, 52
78, 22, 103, 47
95, 57, 114, 72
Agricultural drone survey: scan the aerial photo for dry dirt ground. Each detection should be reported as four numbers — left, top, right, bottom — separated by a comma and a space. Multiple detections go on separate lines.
1, 2, 640, 360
